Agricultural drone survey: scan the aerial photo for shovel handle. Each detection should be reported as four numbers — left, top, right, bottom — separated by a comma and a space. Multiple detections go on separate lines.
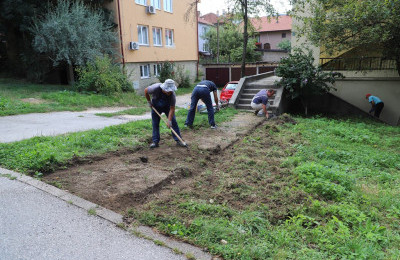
151, 106, 187, 145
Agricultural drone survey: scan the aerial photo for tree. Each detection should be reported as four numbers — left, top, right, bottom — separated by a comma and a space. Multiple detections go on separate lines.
293, 0, 400, 75
277, 39, 291, 52
227, 0, 275, 77
30, 0, 117, 84
275, 48, 344, 116
203, 22, 261, 63
0, 0, 113, 79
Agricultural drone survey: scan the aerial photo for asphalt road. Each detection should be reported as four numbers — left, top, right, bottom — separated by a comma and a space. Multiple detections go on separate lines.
0, 176, 186, 260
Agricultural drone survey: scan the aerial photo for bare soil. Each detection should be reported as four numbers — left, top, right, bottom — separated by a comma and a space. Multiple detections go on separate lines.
44, 112, 269, 213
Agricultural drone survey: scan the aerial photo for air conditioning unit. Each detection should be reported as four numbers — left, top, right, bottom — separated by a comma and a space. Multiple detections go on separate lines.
129, 42, 139, 50
146, 5, 156, 14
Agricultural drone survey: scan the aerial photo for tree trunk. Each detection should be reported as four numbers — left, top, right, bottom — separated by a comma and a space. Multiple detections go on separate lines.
301, 98, 308, 116
67, 64, 75, 85
240, 0, 248, 78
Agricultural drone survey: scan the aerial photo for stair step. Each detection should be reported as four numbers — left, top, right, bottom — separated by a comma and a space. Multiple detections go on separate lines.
238, 99, 274, 105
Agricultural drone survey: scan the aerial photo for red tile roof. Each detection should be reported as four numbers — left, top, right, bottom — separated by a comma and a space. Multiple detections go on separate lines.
198, 16, 214, 26
250, 15, 292, 32
200, 13, 219, 24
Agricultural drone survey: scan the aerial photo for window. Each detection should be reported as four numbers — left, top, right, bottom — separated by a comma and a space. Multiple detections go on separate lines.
202, 27, 208, 36
164, 0, 172, 12
202, 43, 209, 52
282, 33, 286, 38
150, 0, 161, 9
165, 29, 174, 46
138, 25, 149, 45
140, 64, 151, 78
135, 0, 146, 5
154, 64, 162, 76
264, 43, 271, 50
152, 27, 162, 46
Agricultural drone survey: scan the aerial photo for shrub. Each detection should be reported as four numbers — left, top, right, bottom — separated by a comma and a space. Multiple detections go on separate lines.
157, 61, 175, 83
75, 55, 132, 95
174, 65, 192, 88
275, 48, 344, 115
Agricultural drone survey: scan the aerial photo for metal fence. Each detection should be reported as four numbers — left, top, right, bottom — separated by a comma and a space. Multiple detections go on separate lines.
320, 57, 397, 71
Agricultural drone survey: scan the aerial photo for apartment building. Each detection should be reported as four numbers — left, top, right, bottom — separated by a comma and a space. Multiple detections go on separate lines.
107, 0, 198, 94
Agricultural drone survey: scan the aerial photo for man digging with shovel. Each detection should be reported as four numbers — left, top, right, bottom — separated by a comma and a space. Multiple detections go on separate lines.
144, 79, 186, 148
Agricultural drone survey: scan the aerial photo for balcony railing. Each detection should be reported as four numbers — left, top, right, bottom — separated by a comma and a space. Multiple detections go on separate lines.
320, 57, 397, 71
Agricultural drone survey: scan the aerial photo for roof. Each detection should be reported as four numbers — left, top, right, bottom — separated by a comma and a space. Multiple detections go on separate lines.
250, 15, 292, 32
198, 17, 214, 26
200, 13, 219, 24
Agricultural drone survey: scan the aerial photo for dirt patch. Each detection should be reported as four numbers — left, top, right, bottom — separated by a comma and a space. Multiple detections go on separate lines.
44, 112, 265, 213
21, 98, 47, 104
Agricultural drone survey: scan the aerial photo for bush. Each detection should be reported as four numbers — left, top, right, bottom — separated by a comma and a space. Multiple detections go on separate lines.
75, 56, 132, 95
174, 65, 192, 88
157, 61, 175, 83
275, 48, 344, 115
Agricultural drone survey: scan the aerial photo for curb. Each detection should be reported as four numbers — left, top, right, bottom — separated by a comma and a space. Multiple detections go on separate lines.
0, 167, 213, 260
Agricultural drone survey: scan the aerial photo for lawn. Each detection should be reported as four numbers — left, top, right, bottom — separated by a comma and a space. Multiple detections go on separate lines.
127, 116, 400, 259
0, 78, 195, 116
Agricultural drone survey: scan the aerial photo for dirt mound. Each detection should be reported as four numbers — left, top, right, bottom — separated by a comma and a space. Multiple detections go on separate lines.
44, 112, 265, 213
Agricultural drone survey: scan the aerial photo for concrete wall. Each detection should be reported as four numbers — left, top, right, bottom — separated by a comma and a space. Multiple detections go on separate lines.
126, 60, 197, 95
260, 50, 288, 62
331, 71, 400, 125
259, 30, 291, 49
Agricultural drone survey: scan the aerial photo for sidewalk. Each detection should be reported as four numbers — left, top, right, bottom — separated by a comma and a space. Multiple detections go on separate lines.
0, 93, 192, 143
0, 92, 213, 260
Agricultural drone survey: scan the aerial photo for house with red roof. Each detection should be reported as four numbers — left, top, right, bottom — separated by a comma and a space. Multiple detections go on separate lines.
251, 15, 292, 50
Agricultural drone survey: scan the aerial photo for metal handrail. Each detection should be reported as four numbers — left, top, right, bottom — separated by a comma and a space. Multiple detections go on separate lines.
320, 57, 397, 71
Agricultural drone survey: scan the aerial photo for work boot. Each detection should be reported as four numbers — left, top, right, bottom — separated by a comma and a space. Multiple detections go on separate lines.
254, 110, 259, 115
150, 142, 159, 148
210, 125, 217, 129
176, 140, 186, 147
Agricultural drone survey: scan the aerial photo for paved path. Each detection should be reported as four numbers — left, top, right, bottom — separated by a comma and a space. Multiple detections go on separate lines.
0, 94, 192, 143
0, 175, 186, 260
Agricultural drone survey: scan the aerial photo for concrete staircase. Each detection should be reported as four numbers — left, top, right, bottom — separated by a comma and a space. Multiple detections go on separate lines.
229, 72, 284, 116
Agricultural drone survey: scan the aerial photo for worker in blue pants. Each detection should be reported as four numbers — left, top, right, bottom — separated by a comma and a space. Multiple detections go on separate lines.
144, 79, 185, 148
185, 80, 219, 129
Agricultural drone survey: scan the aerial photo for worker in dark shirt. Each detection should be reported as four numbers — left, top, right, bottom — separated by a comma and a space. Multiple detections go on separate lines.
184, 80, 219, 129
144, 79, 185, 148
250, 89, 275, 118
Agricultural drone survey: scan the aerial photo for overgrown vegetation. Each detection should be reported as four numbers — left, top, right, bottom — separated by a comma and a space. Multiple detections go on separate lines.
127, 115, 400, 259
275, 48, 344, 115
75, 56, 132, 95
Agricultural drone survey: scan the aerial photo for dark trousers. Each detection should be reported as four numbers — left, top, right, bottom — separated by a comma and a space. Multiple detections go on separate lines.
374, 102, 384, 118
151, 98, 181, 144
185, 87, 215, 126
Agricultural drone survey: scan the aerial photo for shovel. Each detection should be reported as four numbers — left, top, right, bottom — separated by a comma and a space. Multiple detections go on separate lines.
151, 106, 188, 148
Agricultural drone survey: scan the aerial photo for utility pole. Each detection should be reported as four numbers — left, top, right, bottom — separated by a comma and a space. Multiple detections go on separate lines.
217, 11, 220, 64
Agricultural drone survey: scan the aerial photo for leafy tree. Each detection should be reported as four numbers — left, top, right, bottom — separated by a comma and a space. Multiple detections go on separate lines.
227, 0, 275, 77
30, 0, 117, 84
0, 0, 113, 78
293, 0, 400, 75
203, 22, 261, 63
277, 39, 291, 52
275, 48, 344, 116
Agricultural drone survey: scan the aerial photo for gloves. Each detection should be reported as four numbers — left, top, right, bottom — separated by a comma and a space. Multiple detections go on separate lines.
167, 120, 172, 128
148, 101, 152, 108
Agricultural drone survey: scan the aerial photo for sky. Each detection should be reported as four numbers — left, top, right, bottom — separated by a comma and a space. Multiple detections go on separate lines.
197, 0, 292, 16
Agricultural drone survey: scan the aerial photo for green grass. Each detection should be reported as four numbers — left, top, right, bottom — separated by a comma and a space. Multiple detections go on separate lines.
129, 116, 400, 259
96, 107, 149, 117
0, 108, 238, 174
0, 78, 147, 116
